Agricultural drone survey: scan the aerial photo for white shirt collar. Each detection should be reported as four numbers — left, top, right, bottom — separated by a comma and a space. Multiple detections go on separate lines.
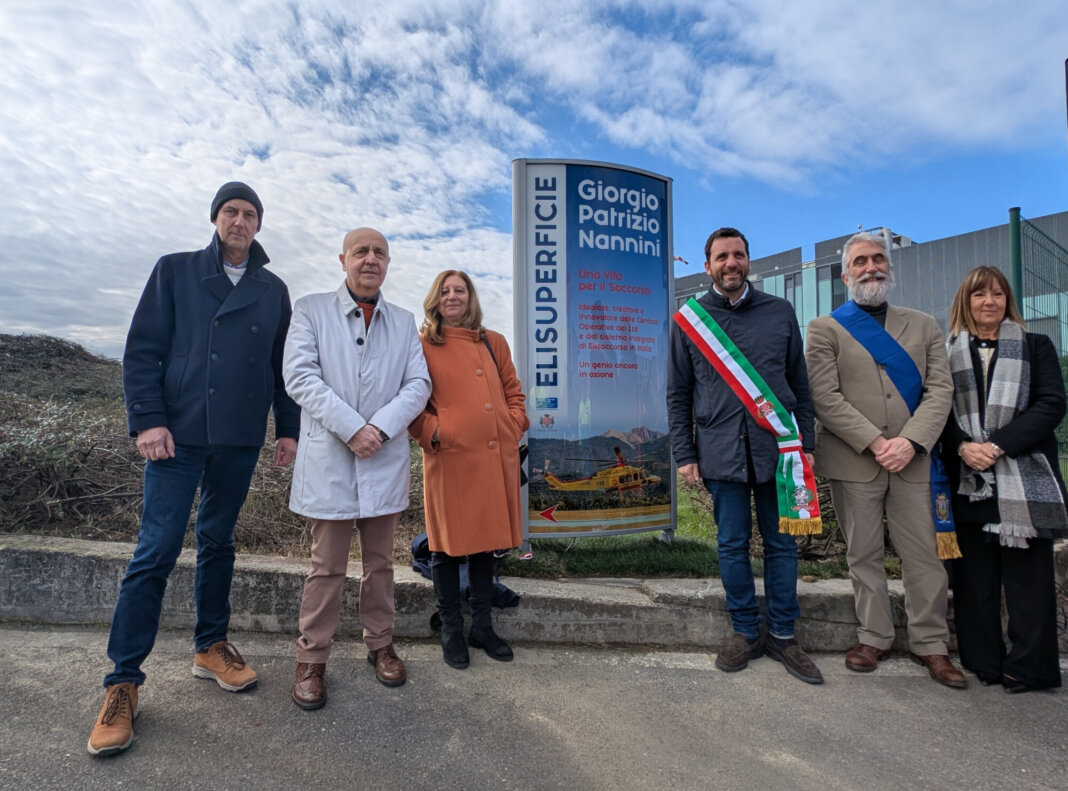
712, 282, 749, 306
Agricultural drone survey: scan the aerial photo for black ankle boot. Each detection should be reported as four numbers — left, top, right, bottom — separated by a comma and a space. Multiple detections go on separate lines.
468, 624, 513, 661
467, 552, 513, 662
441, 627, 470, 669
431, 552, 469, 669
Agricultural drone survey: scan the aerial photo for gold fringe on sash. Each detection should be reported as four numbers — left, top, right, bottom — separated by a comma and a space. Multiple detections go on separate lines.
779, 517, 823, 536
936, 531, 962, 560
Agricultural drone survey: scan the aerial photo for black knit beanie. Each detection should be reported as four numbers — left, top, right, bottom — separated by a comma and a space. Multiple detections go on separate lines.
210, 182, 263, 230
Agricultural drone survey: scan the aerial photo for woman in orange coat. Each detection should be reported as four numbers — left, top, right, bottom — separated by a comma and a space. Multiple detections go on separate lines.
409, 270, 529, 669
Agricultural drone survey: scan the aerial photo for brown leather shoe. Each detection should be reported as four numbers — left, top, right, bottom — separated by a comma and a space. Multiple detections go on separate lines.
292, 662, 326, 710
367, 644, 406, 687
845, 643, 890, 672
910, 653, 968, 689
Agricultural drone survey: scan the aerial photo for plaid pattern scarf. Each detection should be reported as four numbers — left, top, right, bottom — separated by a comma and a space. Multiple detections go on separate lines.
947, 321, 1068, 547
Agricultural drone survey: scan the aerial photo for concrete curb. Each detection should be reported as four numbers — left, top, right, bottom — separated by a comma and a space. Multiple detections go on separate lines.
2, 534, 1065, 651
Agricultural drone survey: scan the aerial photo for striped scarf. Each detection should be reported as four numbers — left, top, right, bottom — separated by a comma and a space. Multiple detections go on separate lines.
947, 321, 1068, 547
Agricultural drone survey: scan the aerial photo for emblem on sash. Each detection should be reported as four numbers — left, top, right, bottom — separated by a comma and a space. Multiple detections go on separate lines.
935, 491, 950, 523
754, 395, 774, 417
789, 485, 814, 512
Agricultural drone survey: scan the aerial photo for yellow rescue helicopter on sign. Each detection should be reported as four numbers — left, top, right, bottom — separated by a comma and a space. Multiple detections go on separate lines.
543, 446, 661, 493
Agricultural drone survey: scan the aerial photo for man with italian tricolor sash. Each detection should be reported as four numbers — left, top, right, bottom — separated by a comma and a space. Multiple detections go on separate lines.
668, 227, 824, 685
806, 231, 966, 689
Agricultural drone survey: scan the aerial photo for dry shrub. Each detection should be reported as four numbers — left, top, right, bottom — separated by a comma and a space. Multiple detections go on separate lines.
0, 393, 142, 537
0, 333, 426, 565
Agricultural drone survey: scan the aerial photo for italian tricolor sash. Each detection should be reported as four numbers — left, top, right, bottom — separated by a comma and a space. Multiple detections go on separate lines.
674, 297, 822, 535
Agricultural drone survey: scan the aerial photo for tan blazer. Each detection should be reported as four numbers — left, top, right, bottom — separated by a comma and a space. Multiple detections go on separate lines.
805, 305, 952, 483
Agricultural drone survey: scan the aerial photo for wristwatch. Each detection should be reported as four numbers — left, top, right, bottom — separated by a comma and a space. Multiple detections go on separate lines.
989, 442, 1003, 457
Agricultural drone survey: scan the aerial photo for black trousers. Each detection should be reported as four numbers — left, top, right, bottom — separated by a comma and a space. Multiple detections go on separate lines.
951, 522, 1061, 688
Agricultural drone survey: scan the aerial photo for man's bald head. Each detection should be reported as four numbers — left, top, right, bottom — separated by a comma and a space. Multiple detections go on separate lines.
339, 227, 391, 299
342, 227, 388, 256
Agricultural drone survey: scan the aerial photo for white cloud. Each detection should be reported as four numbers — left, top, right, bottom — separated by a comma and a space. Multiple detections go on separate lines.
0, 0, 1065, 357
483, 1, 1068, 178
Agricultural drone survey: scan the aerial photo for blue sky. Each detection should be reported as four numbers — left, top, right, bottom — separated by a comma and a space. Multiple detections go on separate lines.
1, 0, 1066, 357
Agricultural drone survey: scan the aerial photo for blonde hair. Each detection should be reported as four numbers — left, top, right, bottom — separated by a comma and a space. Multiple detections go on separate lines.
421, 270, 485, 345
948, 266, 1025, 337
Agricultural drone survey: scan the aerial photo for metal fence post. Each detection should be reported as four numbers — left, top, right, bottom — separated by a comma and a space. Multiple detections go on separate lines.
1009, 206, 1023, 305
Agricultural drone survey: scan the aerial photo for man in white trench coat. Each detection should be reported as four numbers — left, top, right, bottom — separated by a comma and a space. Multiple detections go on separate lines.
283, 227, 430, 710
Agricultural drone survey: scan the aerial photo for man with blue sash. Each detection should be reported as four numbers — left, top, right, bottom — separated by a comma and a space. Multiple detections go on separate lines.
806, 231, 966, 688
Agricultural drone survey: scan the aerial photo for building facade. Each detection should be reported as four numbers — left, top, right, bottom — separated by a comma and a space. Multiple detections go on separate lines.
675, 210, 1068, 355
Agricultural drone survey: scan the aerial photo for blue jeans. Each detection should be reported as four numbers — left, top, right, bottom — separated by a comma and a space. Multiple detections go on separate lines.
704, 479, 800, 640
104, 444, 261, 687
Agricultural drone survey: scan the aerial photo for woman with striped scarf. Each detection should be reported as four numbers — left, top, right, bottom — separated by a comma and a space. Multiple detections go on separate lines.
941, 266, 1068, 693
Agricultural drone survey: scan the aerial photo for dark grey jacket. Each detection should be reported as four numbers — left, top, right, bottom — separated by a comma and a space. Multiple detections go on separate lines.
667, 285, 814, 483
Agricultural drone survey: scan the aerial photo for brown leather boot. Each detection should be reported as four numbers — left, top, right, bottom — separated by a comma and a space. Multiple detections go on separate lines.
845, 643, 890, 672
910, 653, 968, 689
292, 662, 326, 710
367, 644, 406, 687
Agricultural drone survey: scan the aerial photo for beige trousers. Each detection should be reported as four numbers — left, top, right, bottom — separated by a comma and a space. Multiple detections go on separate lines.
295, 514, 399, 662
831, 471, 949, 654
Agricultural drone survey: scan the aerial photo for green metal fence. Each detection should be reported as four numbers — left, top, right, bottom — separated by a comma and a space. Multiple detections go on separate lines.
1020, 213, 1068, 467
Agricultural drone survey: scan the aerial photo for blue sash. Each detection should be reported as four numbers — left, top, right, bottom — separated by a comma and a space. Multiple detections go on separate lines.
830, 302, 958, 555
831, 302, 922, 409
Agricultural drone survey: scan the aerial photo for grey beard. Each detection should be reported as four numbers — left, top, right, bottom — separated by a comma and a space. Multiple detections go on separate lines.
847, 272, 894, 306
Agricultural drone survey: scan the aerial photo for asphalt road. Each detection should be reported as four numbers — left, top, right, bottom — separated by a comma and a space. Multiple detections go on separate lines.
2, 625, 1066, 791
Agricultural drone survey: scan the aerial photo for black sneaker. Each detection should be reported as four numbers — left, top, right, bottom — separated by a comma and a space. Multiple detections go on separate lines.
765, 637, 824, 685
715, 633, 764, 672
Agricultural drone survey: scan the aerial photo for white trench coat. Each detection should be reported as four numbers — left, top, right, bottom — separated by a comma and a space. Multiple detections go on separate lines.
283, 284, 430, 520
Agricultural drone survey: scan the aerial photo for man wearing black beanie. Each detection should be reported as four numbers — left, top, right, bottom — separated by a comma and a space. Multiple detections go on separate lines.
210, 181, 264, 230
88, 182, 300, 757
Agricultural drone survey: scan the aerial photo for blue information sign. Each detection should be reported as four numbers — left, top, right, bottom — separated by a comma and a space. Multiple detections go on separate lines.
513, 159, 674, 538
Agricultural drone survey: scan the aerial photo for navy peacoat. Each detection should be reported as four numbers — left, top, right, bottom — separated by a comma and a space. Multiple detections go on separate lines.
123, 233, 300, 447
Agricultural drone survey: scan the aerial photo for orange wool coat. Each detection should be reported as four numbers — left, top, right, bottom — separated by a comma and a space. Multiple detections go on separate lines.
409, 326, 530, 556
